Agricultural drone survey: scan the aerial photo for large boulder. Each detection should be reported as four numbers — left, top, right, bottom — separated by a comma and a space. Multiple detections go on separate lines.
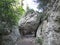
19, 12, 41, 35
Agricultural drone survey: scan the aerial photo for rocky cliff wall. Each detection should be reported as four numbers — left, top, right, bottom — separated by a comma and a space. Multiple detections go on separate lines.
36, 0, 60, 45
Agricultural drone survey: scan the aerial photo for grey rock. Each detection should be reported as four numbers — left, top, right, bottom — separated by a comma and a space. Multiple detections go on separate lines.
19, 12, 41, 35
1, 26, 20, 45
43, 0, 60, 45
36, 0, 60, 45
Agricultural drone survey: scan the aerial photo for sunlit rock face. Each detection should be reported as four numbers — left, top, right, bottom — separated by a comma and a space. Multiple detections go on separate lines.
43, 0, 60, 45
19, 12, 41, 35
1, 26, 20, 45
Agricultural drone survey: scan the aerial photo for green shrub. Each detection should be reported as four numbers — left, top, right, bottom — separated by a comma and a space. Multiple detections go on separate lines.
0, 0, 25, 34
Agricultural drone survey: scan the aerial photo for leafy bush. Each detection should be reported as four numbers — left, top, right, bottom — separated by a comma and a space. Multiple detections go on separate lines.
0, 0, 25, 34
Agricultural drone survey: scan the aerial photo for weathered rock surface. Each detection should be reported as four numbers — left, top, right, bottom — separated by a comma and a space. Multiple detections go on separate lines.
1, 26, 20, 45
36, 0, 60, 45
36, 20, 47, 38
43, 13, 60, 45
19, 12, 41, 35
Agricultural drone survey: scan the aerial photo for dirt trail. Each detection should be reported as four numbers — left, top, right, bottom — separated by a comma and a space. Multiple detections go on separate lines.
15, 36, 39, 45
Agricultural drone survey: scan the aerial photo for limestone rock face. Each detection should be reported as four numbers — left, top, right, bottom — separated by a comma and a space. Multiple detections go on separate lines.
19, 12, 41, 35
43, 12, 60, 45
1, 26, 20, 45
43, 0, 60, 45
36, 0, 60, 45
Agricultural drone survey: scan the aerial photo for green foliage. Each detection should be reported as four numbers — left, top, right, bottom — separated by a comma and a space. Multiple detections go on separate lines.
27, 9, 34, 14
25, 9, 34, 16
36, 37, 43, 45
0, 0, 25, 34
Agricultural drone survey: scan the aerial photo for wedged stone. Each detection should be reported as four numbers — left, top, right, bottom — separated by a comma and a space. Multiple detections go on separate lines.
19, 12, 41, 35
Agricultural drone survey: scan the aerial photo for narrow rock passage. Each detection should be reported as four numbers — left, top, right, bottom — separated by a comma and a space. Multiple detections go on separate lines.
15, 35, 39, 45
